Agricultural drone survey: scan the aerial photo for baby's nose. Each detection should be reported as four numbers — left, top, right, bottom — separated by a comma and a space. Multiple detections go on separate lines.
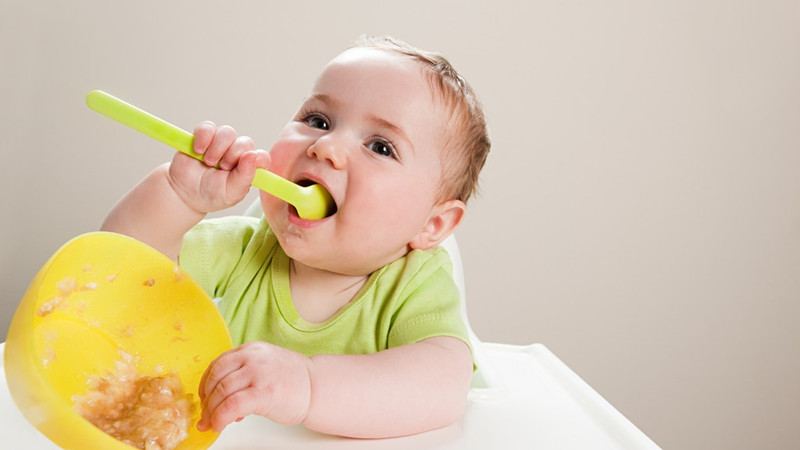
307, 135, 347, 169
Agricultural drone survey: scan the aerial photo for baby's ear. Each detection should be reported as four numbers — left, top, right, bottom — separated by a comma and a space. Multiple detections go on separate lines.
409, 199, 465, 250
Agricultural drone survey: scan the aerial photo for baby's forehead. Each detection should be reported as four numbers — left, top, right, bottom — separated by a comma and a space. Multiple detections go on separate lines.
325, 47, 427, 81
324, 48, 452, 113
330, 46, 409, 65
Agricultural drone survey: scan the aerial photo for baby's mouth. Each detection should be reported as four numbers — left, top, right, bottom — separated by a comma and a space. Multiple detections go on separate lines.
296, 179, 315, 187
294, 179, 338, 218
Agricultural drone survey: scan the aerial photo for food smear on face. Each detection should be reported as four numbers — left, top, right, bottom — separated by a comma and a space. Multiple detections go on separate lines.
72, 351, 195, 450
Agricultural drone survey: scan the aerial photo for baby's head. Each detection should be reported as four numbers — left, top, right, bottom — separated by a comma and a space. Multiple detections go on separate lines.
263, 37, 490, 275
353, 36, 491, 204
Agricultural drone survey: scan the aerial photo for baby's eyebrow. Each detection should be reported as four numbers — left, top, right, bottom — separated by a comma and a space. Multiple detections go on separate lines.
308, 93, 337, 106
368, 116, 415, 155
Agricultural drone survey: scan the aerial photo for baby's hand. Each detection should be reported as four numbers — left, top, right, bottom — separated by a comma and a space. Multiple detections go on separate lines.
169, 121, 270, 214
197, 341, 313, 432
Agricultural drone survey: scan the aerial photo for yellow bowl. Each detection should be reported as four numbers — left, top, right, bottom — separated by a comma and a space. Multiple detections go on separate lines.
4, 232, 233, 449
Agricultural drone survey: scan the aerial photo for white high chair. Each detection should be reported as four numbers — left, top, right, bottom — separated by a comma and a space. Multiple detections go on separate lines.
0, 203, 661, 449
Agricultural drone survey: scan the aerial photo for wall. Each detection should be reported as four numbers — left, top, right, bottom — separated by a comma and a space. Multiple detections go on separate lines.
2, 1, 798, 448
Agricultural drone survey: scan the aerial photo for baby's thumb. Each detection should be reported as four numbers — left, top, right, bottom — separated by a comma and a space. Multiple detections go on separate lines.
228, 150, 270, 197
251, 149, 271, 170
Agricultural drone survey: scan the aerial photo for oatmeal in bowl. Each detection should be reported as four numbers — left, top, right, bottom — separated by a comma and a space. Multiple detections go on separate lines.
73, 351, 195, 450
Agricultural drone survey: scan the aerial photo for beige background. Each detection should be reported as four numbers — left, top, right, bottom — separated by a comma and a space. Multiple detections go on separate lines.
2, 1, 798, 448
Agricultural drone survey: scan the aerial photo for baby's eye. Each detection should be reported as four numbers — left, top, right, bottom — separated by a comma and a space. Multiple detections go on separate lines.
367, 139, 396, 158
304, 114, 329, 130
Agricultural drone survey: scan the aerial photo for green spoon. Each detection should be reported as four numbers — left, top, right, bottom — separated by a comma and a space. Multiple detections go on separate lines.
85, 90, 335, 220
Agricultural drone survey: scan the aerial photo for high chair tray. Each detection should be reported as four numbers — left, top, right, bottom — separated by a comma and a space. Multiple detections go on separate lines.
0, 342, 660, 449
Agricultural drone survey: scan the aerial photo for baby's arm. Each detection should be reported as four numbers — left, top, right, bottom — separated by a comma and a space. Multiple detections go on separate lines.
306, 336, 473, 437
197, 336, 473, 438
101, 123, 269, 260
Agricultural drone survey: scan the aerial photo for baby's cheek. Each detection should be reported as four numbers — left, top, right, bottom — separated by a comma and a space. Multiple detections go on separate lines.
267, 128, 309, 175
264, 148, 291, 178
259, 191, 281, 213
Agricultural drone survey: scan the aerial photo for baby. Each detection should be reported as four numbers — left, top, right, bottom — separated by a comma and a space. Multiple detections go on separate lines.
102, 36, 490, 438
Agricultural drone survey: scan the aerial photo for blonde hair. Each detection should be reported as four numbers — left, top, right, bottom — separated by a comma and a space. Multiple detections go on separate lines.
354, 36, 491, 203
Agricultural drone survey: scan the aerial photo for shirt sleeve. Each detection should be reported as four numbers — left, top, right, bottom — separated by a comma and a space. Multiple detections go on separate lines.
178, 216, 261, 298
386, 249, 471, 351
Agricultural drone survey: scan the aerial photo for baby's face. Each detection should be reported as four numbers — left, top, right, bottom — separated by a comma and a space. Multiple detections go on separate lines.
261, 47, 448, 275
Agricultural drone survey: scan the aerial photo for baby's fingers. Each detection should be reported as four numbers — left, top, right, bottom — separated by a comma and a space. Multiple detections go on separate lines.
198, 369, 251, 431
192, 121, 217, 156
225, 150, 271, 199
219, 136, 255, 171
200, 350, 243, 401
202, 125, 237, 168
201, 388, 260, 432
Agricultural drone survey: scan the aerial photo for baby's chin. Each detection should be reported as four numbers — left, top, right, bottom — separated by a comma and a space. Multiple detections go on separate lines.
279, 240, 390, 278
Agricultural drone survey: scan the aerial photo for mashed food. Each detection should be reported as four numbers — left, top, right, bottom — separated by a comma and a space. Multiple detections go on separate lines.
73, 352, 195, 450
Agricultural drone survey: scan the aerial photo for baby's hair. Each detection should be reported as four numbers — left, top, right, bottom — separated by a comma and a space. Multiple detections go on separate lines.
354, 36, 491, 203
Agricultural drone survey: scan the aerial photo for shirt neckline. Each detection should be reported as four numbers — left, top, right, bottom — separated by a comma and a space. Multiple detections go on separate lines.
272, 248, 381, 332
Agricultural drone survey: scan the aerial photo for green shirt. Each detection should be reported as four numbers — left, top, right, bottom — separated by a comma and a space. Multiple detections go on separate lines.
179, 216, 470, 357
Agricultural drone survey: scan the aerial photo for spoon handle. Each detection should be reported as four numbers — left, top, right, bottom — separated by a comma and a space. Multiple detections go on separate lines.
86, 90, 204, 161
86, 90, 292, 200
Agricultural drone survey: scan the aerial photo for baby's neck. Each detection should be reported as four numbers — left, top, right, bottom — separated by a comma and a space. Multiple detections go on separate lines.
288, 259, 369, 323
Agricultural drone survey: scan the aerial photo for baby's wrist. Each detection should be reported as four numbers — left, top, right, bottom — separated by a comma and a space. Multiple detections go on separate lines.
297, 356, 314, 426
158, 163, 207, 223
